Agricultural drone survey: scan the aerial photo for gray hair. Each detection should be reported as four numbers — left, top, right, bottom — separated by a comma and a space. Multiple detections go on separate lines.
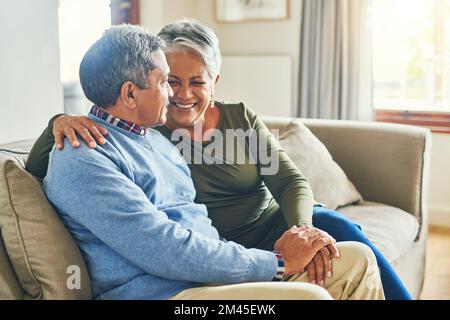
79, 24, 164, 108
157, 19, 222, 78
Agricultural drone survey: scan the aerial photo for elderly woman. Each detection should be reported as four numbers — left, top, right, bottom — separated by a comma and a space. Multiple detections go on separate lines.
26, 20, 411, 300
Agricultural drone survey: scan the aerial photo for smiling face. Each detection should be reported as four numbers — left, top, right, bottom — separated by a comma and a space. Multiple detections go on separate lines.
165, 50, 217, 130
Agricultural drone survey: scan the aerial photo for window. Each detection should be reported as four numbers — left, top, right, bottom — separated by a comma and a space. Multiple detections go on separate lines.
58, 0, 111, 84
373, 0, 450, 132
58, 0, 111, 114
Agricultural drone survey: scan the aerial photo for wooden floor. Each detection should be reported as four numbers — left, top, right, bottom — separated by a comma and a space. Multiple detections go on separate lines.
420, 226, 450, 300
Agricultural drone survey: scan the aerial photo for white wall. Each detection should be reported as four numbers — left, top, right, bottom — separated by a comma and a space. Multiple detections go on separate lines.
140, 0, 162, 33
216, 55, 292, 116
429, 133, 450, 227
192, 0, 302, 116
0, 0, 63, 144
140, 0, 197, 33
140, 0, 302, 116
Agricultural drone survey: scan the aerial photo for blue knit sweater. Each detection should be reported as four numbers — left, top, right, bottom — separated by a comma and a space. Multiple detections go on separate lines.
43, 113, 278, 299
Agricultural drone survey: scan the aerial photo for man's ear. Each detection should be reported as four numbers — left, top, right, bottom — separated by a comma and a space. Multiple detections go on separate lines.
119, 81, 138, 109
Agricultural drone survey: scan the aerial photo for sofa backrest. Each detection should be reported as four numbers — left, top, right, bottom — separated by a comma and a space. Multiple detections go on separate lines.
0, 139, 33, 168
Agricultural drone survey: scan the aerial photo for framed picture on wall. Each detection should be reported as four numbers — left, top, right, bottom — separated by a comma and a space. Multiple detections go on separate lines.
214, 0, 290, 23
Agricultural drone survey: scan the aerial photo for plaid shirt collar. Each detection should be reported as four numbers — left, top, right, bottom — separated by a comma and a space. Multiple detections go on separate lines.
89, 105, 146, 136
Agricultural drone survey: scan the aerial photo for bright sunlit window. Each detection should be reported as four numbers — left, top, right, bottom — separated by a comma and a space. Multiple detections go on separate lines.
373, 0, 450, 112
58, 0, 111, 83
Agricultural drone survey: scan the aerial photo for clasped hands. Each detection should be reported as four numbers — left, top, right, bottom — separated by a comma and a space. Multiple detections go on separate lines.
274, 226, 340, 286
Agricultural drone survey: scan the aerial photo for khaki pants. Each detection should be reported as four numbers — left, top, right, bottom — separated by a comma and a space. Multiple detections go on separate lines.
170, 242, 385, 300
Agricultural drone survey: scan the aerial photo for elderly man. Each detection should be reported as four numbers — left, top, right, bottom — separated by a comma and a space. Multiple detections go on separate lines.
43, 25, 384, 300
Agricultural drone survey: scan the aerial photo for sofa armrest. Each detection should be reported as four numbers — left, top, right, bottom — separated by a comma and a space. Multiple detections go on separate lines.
262, 117, 431, 234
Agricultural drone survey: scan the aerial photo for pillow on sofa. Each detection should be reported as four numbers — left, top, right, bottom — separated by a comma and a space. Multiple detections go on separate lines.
0, 236, 24, 299
0, 158, 92, 299
278, 119, 363, 210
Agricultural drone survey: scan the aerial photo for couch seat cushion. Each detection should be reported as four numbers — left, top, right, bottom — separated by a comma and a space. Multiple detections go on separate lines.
338, 201, 419, 263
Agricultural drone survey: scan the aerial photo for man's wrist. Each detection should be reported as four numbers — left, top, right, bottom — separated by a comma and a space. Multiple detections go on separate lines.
272, 252, 285, 281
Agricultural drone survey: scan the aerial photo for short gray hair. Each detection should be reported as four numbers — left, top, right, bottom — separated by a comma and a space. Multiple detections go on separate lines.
80, 24, 164, 108
157, 19, 222, 78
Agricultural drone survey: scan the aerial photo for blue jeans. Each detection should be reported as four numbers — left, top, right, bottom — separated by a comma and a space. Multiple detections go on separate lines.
312, 205, 413, 300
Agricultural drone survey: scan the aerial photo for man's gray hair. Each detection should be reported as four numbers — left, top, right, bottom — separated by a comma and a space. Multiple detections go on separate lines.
157, 19, 222, 78
80, 24, 164, 108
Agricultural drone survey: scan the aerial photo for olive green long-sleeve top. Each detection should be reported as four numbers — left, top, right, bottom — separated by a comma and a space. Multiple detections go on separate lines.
26, 102, 314, 250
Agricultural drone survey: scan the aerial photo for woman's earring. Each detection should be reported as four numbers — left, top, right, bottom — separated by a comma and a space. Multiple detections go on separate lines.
210, 95, 215, 108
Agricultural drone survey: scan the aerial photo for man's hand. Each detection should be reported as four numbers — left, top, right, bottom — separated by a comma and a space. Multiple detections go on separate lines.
53, 115, 108, 150
303, 228, 340, 286
274, 226, 333, 276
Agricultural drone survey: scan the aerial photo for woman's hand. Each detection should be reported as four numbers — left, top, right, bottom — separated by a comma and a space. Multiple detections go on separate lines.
53, 115, 108, 149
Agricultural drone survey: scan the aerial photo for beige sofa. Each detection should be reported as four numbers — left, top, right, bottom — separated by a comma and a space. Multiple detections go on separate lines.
0, 118, 431, 299
266, 118, 431, 300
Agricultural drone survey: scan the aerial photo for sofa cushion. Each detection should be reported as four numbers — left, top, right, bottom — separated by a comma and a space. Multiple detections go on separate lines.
0, 235, 24, 299
278, 119, 363, 210
338, 201, 419, 263
0, 158, 92, 299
